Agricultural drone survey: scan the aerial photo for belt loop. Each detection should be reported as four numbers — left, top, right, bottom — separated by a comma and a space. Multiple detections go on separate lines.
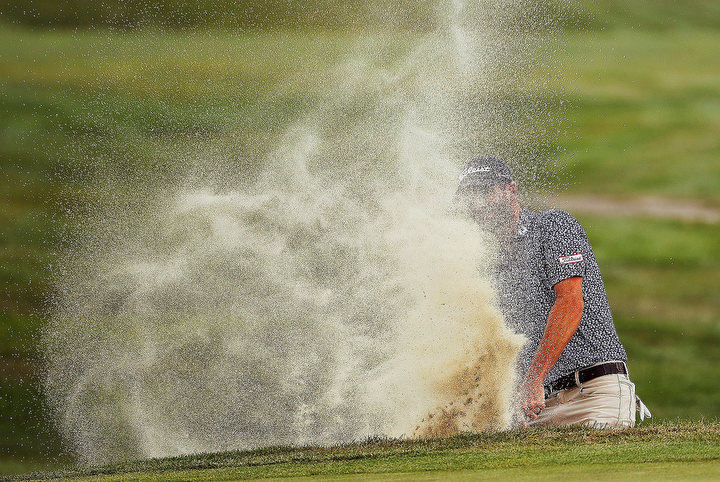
623, 361, 630, 378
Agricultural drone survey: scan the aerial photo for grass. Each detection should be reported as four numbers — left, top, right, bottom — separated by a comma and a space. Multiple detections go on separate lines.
147, 462, 720, 481
1, 13, 719, 476
577, 215, 720, 420
18, 421, 720, 480
556, 29, 720, 202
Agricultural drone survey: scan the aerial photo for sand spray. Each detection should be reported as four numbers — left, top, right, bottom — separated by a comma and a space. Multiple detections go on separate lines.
43, 0, 562, 463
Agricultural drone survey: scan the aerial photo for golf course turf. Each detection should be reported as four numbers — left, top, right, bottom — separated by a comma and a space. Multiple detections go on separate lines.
16, 421, 719, 480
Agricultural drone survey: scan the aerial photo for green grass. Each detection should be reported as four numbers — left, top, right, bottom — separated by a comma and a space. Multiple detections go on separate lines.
1, 15, 719, 474
19, 422, 720, 480
555, 29, 720, 202
149, 462, 720, 481
578, 215, 720, 420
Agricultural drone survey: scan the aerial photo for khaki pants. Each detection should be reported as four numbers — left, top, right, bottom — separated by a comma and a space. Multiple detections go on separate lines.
530, 372, 637, 429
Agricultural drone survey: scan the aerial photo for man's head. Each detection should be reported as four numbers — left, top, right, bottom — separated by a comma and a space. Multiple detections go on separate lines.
455, 156, 520, 238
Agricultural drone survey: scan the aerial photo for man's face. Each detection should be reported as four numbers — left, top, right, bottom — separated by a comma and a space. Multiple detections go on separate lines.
458, 183, 516, 238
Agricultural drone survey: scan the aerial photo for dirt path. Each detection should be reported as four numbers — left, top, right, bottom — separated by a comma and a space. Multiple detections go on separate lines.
553, 195, 720, 224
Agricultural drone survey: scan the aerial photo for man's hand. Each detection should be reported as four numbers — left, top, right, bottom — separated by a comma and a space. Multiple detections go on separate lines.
519, 376, 545, 421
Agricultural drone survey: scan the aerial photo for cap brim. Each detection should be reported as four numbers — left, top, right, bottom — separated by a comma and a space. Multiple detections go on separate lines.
455, 177, 497, 196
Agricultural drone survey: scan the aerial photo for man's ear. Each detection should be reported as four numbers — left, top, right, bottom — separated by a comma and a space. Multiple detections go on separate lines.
507, 181, 518, 195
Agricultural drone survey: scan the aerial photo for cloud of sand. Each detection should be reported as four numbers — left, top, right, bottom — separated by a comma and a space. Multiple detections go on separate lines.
42, 0, 562, 464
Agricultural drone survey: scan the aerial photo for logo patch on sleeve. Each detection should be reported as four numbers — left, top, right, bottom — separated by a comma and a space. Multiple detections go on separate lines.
558, 253, 584, 265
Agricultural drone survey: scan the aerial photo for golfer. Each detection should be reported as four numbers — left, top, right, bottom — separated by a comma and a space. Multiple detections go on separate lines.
456, 156, 651, 428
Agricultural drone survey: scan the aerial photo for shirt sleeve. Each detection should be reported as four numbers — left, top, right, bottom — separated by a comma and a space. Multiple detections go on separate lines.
540, 210, 591, 288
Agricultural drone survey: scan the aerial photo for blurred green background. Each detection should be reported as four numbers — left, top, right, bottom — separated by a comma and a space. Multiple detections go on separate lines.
1, 0, 719, 475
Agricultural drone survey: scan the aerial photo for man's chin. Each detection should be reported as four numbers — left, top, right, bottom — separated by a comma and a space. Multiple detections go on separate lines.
472, 219, 513, 241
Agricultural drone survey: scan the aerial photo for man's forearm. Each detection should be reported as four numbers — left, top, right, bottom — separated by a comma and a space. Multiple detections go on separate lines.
525, 288, 584, 385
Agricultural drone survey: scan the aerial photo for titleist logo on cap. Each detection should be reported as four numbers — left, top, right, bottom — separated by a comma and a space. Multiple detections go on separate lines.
458, 166, 491, 181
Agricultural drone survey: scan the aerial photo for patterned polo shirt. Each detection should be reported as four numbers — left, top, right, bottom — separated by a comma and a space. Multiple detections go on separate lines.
494, 208, 627, 386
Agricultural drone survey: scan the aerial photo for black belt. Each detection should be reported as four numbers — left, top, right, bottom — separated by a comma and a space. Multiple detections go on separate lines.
544, 362, 627, 399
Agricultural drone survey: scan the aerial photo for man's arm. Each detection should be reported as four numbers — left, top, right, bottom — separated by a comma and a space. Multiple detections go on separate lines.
520, 276, 584, 420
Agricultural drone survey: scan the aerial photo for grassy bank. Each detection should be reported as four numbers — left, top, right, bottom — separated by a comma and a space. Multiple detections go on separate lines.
21, 421, 720, 480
